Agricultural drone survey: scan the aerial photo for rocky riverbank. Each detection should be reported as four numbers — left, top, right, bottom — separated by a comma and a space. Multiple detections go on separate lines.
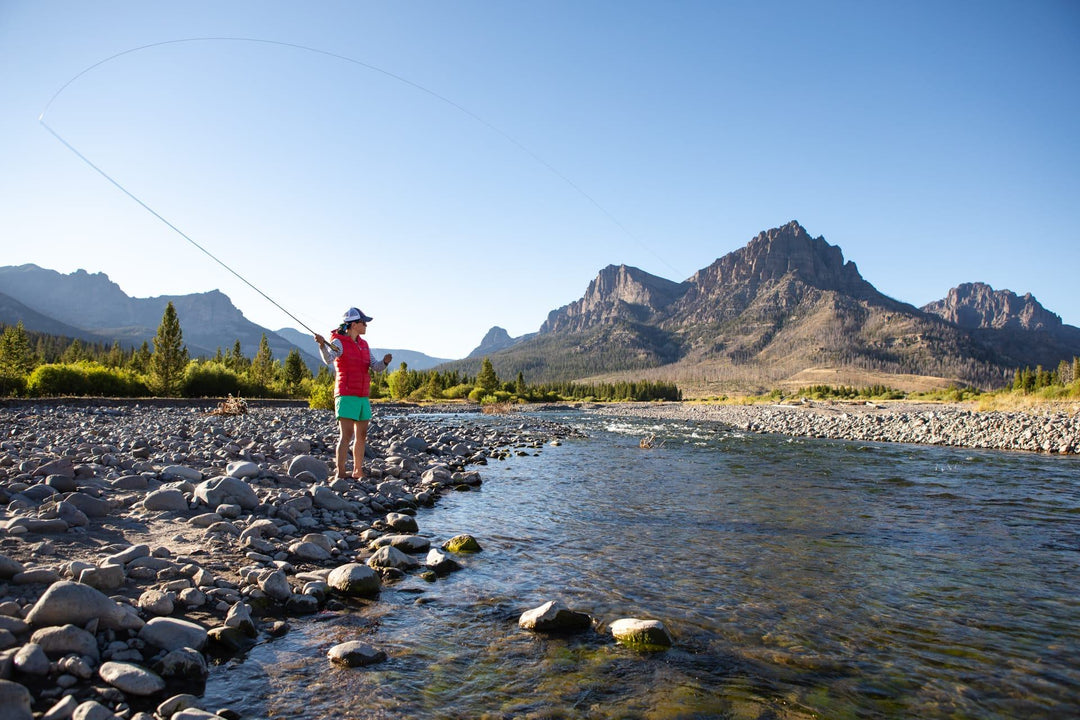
0, 400, 576, 720
585, 400, 1080, 455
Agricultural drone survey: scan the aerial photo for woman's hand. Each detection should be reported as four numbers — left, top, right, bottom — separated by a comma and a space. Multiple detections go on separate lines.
383, 353, 393, 366
314, 334, 326, 347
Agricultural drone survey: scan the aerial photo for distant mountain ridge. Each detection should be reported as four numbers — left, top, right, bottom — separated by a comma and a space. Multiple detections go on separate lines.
8, 221, 1078, 394
440, 221, 1080, 391
0, 264, 321, 366
921, 282, 1064, 332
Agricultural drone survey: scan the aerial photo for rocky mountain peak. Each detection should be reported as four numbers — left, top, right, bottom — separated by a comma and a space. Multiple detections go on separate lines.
689, 221, 875, 298
922, 282, 1062, 332
468, 326, 516, 358
539, 264, 687, 334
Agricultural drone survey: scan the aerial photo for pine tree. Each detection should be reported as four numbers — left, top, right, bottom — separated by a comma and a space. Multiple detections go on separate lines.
150, 302, 189, 396
476, 357, 500, 394
226, 340, 249, 372
131, 341, 152, 374
0, 322, 34, 376
283, 348, 307, 390
62, 339, 85, 364
250, 334, 275, 388
104, 340, 125, 368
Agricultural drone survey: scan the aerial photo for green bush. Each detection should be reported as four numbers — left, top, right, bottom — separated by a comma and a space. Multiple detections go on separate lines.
181, 362, 243, 398
27, 362, 148, 397
309, 381, 334, 410
443, 383, 473, 400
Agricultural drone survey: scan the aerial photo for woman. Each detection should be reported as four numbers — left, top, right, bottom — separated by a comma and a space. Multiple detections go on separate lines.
314, 307, 392, 479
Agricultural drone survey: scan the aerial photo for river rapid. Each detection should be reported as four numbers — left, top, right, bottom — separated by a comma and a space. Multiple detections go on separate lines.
202, 410, 1080, 719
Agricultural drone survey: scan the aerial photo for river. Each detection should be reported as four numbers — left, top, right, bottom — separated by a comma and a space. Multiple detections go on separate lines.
201, 410, 1080, 719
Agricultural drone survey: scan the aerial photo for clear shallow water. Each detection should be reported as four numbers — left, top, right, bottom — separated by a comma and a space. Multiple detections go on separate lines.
203, 412, 1080, 719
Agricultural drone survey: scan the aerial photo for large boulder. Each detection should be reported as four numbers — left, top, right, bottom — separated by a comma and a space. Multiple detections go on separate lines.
139, 617, 208, 652
31, 623, 100, 660
193, 476, 259, 510
311, 486, 352, 511
99, 661, 166, 696
371, 534, 430, 554
367, 545, 419, 571
327, 641, 386, 667
326, 563, 381, 598
25, 581, 143, 631
518, 601, 591, 633
609, 618, 673, 650
288, 455, 330, 482
143, 488, 189, 512
383, 513, 418, 533
442, 534, 482, 553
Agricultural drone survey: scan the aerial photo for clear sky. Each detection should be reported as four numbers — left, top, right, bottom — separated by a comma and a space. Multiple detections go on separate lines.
2, 1, 1078, 359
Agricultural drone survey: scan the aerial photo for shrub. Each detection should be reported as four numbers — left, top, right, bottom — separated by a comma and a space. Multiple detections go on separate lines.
27, 362, 148, 397
181, 362, 243, 398
309, 381, 334, 410
443, 383, 473, 400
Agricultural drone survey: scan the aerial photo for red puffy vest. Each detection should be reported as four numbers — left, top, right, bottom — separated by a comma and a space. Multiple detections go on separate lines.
331, 331, 371, 398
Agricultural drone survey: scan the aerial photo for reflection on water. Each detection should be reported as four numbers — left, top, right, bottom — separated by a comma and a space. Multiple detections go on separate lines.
203, 412, 1080, 719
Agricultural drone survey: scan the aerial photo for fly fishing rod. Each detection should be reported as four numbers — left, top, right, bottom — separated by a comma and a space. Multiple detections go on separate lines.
39, 36, 684, 333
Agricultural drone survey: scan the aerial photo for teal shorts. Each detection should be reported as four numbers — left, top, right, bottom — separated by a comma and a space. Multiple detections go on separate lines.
335, 396, 372, 421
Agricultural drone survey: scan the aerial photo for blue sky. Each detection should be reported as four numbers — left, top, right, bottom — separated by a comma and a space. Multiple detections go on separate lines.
2, 1, 1078, 359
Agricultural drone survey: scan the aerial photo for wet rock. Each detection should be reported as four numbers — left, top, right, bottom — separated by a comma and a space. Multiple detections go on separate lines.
326, 563, 381, 598
519, 600, 592, 633
157, 647, 208, 679
384, 512, 418, 533
609, 618, 673, 650
442, 534, 482, 553
327, 641, 387, 667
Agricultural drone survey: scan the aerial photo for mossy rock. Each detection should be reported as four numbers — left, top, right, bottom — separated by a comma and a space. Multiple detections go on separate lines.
442, 534, 482, 553
609, 618, 673, 651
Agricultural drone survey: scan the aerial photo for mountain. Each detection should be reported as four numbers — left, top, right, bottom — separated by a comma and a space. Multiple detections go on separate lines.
922, 282, 1063, 332
922, 282, 1080, 370
0, 291, 112, 342
0, 264, 320, 366
467, 326, 534, 358
440, 221, 1080, 391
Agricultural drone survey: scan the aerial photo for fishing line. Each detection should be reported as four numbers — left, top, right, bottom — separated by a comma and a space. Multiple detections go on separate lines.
39, 36, 685, 331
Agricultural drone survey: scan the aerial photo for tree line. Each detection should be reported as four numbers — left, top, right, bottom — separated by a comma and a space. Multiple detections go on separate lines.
0, 304, 315, 399
0, 306, 682, 405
